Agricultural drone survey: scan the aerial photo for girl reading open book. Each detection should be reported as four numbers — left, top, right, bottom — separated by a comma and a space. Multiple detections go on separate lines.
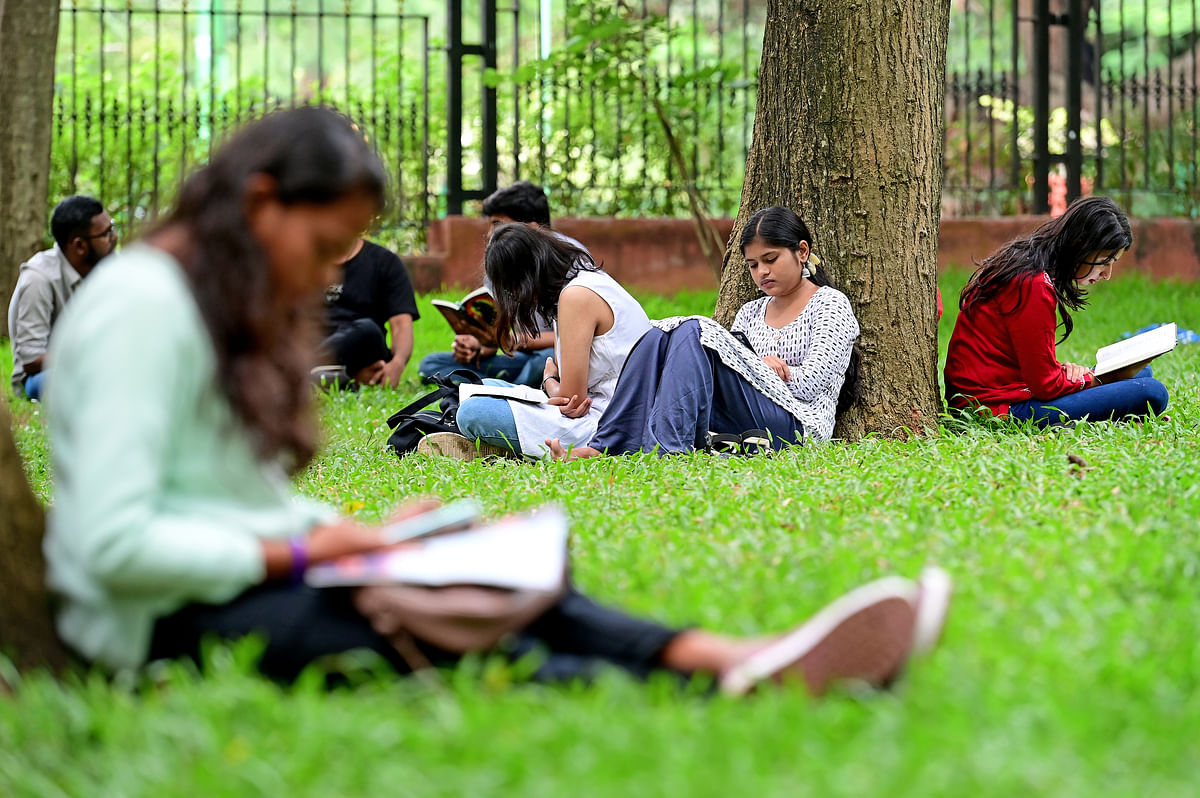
944, 197, 1169, 426
42, 107, 948, 696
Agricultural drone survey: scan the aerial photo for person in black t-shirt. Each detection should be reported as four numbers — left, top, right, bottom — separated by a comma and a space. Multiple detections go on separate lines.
320, 238, 418, 387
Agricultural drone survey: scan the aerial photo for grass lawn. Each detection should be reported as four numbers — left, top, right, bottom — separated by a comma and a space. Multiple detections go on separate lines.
2, 271, 1199, 797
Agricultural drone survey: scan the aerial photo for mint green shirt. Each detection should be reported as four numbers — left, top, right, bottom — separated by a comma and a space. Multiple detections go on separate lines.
44, 245, 335, 670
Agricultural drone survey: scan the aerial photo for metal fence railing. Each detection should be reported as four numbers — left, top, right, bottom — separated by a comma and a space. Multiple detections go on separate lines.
51, 0, 1200, 253
944, 0, 1200, 217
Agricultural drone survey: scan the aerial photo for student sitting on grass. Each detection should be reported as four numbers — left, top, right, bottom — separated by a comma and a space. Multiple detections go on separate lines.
943, 196, 1168, 426
41, 108, 950, 693
417, 181, 571, 388
315, 236, 418, 388
423, 224, 653, 459
548, 206, 861, 459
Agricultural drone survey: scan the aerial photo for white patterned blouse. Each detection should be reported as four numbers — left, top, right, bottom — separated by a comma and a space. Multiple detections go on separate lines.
652, 286, 860, 440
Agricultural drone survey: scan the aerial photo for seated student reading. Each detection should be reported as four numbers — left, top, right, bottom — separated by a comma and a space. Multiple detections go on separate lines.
42, 108, 948, 695
317, 236, 418, 388
427, 224, 652, 459
944, 196, 1168, 426
417, 181, 582, 388
549, 206, 861, 459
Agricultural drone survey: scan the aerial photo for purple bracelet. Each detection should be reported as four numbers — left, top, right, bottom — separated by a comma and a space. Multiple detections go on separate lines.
288, 537, 310, 584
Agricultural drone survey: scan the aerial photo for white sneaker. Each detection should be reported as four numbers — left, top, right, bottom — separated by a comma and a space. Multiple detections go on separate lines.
720, 569, 951, 697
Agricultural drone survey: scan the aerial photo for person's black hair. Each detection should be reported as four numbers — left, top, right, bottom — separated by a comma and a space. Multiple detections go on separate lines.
740, 205, 863, 415
50, 195, 105, 250
959, 196, 1132, 343
481, 181, 552, 227
155, 106, 387, 471
484, 223, 597, 339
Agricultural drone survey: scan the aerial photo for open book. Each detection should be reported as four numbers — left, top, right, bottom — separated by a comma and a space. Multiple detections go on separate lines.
306, 506, 569, 592
458, 382, 550, 404
431, 288, 502, 349
1093, 322, 1178, 381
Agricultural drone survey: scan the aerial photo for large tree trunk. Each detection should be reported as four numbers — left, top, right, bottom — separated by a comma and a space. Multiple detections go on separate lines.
0, 401, 69, 676
0, 0, 61, 335
0, 0, 68, 677
714, 0, 949, 439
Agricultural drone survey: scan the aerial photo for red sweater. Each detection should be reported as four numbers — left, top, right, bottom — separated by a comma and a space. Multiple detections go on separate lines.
944, 273, 1092, 415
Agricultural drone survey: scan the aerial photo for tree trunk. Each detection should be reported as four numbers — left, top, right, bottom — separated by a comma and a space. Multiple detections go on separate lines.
0, 0, 61, 335
0, 401, 69, 676
714, 0, 949, 439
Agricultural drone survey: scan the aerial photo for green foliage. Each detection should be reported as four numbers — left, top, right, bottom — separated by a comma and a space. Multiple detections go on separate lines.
486, 0, 757, 219
3, 276, 1200, 795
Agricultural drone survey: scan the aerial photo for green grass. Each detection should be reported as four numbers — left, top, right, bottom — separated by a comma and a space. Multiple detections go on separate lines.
3, 273, 1200, 796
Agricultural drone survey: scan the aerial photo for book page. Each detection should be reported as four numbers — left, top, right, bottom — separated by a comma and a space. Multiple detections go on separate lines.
305, 507, 569, 591
459, 382, 550, 404
1094, 323, 1177, 377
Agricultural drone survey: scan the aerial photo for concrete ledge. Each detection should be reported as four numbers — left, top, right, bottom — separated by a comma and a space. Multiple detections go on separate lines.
404, 215, 1200, 293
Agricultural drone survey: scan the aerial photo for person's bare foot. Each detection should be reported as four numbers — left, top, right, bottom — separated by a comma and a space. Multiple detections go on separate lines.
545, 438, 601, 460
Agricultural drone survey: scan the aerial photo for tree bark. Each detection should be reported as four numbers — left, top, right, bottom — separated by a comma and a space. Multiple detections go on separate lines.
714, 0, 950, 439
0, 401, 69, 677
0, 0, 68, 677
0, 0, 61, 335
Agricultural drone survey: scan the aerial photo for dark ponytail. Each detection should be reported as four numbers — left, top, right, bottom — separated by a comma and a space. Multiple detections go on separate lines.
740, 206, 863, 415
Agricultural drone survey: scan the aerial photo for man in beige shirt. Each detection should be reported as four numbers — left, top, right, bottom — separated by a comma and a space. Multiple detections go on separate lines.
7, 196, 117, 400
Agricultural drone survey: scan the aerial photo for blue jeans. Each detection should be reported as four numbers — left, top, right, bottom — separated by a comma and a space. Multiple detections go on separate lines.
457, 379, 523, 453
418, 347, 554, 388
23, 372, 47, 402
590, 321, 803, 455
1008, 366, 1169, 426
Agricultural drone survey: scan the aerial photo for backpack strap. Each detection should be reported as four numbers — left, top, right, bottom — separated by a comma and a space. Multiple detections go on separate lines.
385, 369, 485, 429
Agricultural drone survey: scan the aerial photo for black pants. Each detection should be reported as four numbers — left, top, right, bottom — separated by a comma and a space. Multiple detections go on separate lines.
321, 318, 392, 376
148, 584, 682, 685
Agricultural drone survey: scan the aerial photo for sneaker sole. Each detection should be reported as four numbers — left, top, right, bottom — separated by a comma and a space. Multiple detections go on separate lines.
416, 432, 516, 461
912, 566, 952, 657
720, 576, 918, 697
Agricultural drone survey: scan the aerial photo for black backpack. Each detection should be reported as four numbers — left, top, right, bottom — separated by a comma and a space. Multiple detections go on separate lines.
385, 370, 483, 456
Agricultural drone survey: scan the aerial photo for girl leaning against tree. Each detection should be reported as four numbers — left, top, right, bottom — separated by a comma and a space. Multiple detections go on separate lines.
548, 205, 863, 459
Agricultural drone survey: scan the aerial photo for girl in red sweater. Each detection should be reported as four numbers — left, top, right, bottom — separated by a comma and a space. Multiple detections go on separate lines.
944, 197, 1168, 425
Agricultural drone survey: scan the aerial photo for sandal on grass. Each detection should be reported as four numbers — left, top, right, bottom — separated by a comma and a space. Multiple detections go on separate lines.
704, 432, 743, 456
719, 567, 951, 697
739, 429, 773, 456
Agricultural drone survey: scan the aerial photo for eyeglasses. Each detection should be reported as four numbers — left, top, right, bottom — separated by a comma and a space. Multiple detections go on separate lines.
83, 224, 116, 241
1079, 253, 1118, 267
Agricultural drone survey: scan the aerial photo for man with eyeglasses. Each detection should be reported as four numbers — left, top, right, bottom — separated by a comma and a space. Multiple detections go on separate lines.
7, 195, 117, 400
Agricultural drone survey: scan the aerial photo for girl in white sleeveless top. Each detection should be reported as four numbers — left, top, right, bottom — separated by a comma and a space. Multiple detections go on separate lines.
455, 224, 650, 458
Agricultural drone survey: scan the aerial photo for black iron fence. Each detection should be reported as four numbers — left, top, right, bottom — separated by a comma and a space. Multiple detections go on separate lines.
51, 0, 765, 250
50, 0, 1200, 253
945, 0, 1200, 217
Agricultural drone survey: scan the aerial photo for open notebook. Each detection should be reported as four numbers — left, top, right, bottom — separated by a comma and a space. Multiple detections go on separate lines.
305, 506, 569, 592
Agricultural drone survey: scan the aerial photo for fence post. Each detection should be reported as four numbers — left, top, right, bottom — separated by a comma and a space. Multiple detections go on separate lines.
446, 0, 498, 216
1065, 0, 1084, 204
1033, 0, 1051, 214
